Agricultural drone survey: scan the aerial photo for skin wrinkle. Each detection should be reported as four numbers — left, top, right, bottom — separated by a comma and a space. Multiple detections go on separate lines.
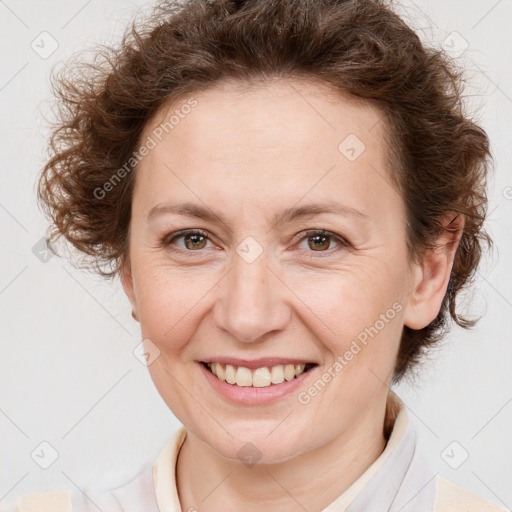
120, 79, 463, 512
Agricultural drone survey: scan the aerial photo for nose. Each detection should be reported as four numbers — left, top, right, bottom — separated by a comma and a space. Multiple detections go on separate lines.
213, 248, 291, 343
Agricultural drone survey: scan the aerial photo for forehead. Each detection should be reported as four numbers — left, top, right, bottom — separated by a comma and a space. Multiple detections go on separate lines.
142, 77, 387, 160
134, 78, 398, 221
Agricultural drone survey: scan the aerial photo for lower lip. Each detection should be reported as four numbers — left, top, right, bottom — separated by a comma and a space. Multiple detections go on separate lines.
198, 362, 317, 405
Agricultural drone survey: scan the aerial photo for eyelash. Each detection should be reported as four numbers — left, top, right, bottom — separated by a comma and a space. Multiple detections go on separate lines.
160, 228, 350, 256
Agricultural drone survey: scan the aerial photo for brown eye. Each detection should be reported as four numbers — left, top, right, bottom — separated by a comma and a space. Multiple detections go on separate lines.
163, 229, 213, 251
307, 234, 332, 251
297, 229, 348, 254
182, 233, 207, 250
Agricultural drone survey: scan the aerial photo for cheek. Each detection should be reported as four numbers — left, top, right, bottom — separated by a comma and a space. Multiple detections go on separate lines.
285, 265, 405, 395
301, 271, 404, 402
133, 263, 208, 351
285, 260, 404, 348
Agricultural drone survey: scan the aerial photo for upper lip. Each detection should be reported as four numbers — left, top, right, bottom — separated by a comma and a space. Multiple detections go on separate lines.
199, 357, 318, 369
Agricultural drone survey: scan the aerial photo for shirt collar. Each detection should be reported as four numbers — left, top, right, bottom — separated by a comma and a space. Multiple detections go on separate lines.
152, 390, 436, 512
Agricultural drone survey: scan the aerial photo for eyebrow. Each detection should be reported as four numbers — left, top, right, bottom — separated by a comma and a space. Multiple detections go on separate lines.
146, 200, 370, 227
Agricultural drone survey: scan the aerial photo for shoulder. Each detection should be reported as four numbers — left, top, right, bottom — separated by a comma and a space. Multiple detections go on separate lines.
434, 475, 510, 512
15, 461, 159, 512
15, 490, 73, 512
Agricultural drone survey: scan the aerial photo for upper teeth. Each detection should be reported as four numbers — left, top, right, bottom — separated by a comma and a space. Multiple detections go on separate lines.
207, 363, 309, 387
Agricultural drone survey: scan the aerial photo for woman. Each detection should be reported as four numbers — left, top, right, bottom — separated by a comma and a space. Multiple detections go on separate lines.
16, 0, 507, 510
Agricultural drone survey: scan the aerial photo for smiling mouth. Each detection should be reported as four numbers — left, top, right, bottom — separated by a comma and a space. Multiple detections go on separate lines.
201, 361, 317, 387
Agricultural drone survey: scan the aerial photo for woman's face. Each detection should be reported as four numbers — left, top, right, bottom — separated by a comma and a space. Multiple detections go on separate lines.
122, 78, 419, 463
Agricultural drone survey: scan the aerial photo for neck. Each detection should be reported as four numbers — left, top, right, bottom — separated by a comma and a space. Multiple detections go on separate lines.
176, 393, 390, 512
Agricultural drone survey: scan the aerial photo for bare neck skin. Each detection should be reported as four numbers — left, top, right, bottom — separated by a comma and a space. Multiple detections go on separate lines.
175, 390, 388, 512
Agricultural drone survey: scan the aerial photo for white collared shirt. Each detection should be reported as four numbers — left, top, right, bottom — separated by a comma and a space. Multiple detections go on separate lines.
16, 391, 508, 512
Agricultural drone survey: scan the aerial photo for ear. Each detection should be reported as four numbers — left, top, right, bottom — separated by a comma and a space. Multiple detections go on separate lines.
120, 261, 139, 323
403, 213, 465, 330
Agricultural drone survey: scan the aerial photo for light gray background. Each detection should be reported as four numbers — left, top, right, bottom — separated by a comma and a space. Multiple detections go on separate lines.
1, 0, 511, 510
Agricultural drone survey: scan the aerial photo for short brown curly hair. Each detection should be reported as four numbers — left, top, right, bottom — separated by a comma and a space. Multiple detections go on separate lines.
37, 0, 493, 382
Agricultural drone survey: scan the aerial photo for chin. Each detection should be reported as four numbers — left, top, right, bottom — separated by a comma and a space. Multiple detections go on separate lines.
195, 417, 317, 466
